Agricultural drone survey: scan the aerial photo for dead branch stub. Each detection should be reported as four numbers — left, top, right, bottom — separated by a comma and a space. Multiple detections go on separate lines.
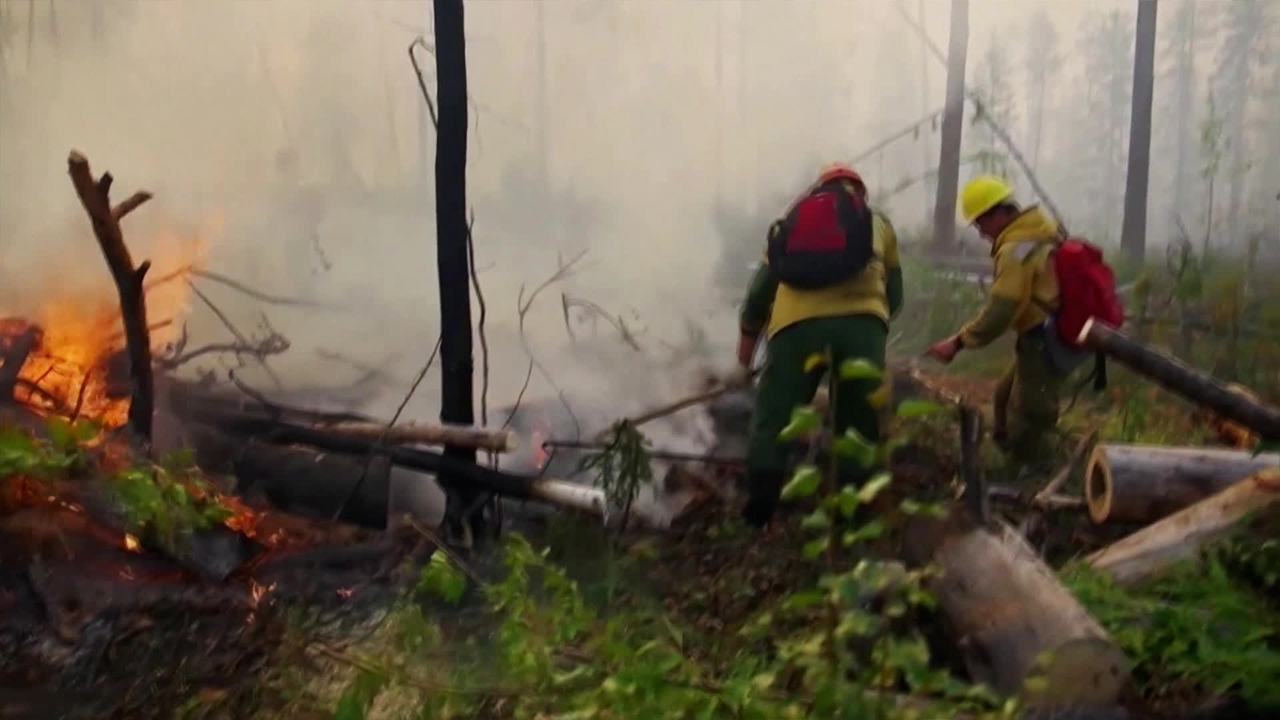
66, 151, 155, 443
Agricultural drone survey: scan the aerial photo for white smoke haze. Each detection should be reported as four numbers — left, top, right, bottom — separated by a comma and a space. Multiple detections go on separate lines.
1, 0, 1277, 431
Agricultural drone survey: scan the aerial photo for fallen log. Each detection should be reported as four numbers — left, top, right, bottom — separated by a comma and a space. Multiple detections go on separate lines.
1087, 444, 1280, 524
1086, 469, 1280, 584
193, 413, 664, 527
903, 512, 1131, 706
1077, 318, 1280, 440
314, 420, 518, 453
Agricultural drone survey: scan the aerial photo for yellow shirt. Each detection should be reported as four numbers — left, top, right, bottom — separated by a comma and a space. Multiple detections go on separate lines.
765, 212, 899, 338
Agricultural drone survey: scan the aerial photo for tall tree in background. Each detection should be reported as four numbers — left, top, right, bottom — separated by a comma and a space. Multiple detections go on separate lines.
1153, 0, 1197, 237
432, 0, 479, 539
932, 0, 969, 251
1070, 9, 1133, 242
1022, 8, 1059, 172
971, 33, 1017, 178
1121, 0, 1158, 262
1213, 0, 1269, 248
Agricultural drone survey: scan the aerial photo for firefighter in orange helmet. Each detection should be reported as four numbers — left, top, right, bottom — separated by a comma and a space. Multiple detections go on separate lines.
733, 163, 903, 527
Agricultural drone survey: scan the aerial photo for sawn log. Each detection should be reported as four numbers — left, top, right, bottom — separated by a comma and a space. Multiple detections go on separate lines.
1087, 444, 1280, 524
903, 512, 1131, 705
1086, 468, 1280, 584
1077, 318, 1280, 440
314, 420, 518, 453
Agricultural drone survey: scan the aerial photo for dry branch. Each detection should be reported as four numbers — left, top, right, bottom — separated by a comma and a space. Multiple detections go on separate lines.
315, 420, 517, 453
1087, 444, 1280, 524
1087, 469, 1280, 584
1077, 318, 1280, 440
66, 151, 155, 442
1033, 430, 1103, 510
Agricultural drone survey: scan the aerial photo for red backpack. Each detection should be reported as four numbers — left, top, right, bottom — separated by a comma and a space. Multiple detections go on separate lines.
766, 181, 874, 289
1050, 238, 1124, 348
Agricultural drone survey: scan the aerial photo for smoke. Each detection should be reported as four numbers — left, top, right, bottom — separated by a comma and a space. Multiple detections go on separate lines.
2, 0, 1169, 429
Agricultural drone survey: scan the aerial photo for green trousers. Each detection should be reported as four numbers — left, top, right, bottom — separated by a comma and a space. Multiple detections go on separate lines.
743, 314, 886, 525
992, 330, 1064, 463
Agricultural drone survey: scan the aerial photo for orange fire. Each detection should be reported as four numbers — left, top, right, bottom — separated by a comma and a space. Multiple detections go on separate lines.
3, 232, 205, 427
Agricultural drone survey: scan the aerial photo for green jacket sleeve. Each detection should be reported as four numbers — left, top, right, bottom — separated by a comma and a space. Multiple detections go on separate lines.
887, 266, 904, 319
739, 260, 779, 335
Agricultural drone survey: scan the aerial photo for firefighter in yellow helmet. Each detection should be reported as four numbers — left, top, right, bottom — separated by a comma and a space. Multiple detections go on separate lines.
926, 176, 1066, 462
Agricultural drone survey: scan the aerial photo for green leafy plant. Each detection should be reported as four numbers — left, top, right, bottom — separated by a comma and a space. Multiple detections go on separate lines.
577, 419, 653, 532
109, 464, 235, 547
0, 418, 100, 478
1062, 557, 1280, 709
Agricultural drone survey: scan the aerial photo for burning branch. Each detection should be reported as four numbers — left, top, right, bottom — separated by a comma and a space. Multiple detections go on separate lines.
66, 151, 155, 443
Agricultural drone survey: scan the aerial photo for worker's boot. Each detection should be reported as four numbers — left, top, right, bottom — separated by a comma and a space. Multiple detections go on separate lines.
742, 469, 785, 528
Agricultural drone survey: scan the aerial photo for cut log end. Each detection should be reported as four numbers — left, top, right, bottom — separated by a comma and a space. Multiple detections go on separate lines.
1082, 446, 1115, 524
1020, 637, 1132, 707
1076, 317, 1095, 346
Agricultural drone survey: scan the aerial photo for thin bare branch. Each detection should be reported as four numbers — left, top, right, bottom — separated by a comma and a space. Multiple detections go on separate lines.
111, 191, 152, 221
409, 36, 439, 129
186, 279, 286, 389
190, 269, 331, 308
331, 334, 443, 521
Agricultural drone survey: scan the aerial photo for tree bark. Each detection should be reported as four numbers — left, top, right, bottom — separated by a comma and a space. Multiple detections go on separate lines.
1077, 318, 1280, 440
1119, 0, 1158, 263
1087, 444, 1280, 524
66, 151, 155, 443
903, 513, 1131, 705
1087, 469, 1280, 584
433, 0, 481, 537
931, 0, 969, 252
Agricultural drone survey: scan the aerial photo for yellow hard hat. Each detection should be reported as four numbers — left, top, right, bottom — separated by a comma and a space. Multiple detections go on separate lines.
960, 176, 1014, 223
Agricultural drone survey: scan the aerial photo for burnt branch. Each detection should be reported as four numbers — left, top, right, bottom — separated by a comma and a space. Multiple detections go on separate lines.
505, 251, 588, 442
191, 269, 331, 308
409, 36, 439, 130
561, 293, 643, 351
187, 280, 287, 388
331, 335, 443, 521
66, 151, 155, 443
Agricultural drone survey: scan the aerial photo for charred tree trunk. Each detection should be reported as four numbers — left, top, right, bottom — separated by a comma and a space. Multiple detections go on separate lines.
1077, 319, 1280, 440
1088, 444, 1280, 524
1087, 469, 1280, 584
904, 513, 1131, 705
1119, 0, 1158, 263
931, 0, 968, 251
66, 152, 155, 444
433, 0, 481, 539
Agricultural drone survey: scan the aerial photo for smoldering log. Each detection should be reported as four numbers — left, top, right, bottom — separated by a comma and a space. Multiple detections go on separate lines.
1077, 318, 1280, 440
188, 414, 653, 526
1087, 469, 1280, 585
1087, 444, 1280, 524
903, 512, 1131, 705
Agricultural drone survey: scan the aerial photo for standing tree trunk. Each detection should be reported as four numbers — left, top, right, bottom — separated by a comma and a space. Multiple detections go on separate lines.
433, 0, 480, 539
932, 0, 969, 251
917, 0, 934, 216
1120, 0, 1158, 264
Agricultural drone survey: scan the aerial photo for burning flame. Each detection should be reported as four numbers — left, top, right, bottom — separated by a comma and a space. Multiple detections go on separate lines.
123, 534, 141, 552
531, 430, 549, 470
3, 231, 206, 426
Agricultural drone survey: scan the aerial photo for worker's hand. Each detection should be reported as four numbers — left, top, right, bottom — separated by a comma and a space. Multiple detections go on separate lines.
724, 364, 755, 388
926, 335, 962, 364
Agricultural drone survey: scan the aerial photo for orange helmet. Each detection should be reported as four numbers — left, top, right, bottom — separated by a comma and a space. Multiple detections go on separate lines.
817, 163, 865, 193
